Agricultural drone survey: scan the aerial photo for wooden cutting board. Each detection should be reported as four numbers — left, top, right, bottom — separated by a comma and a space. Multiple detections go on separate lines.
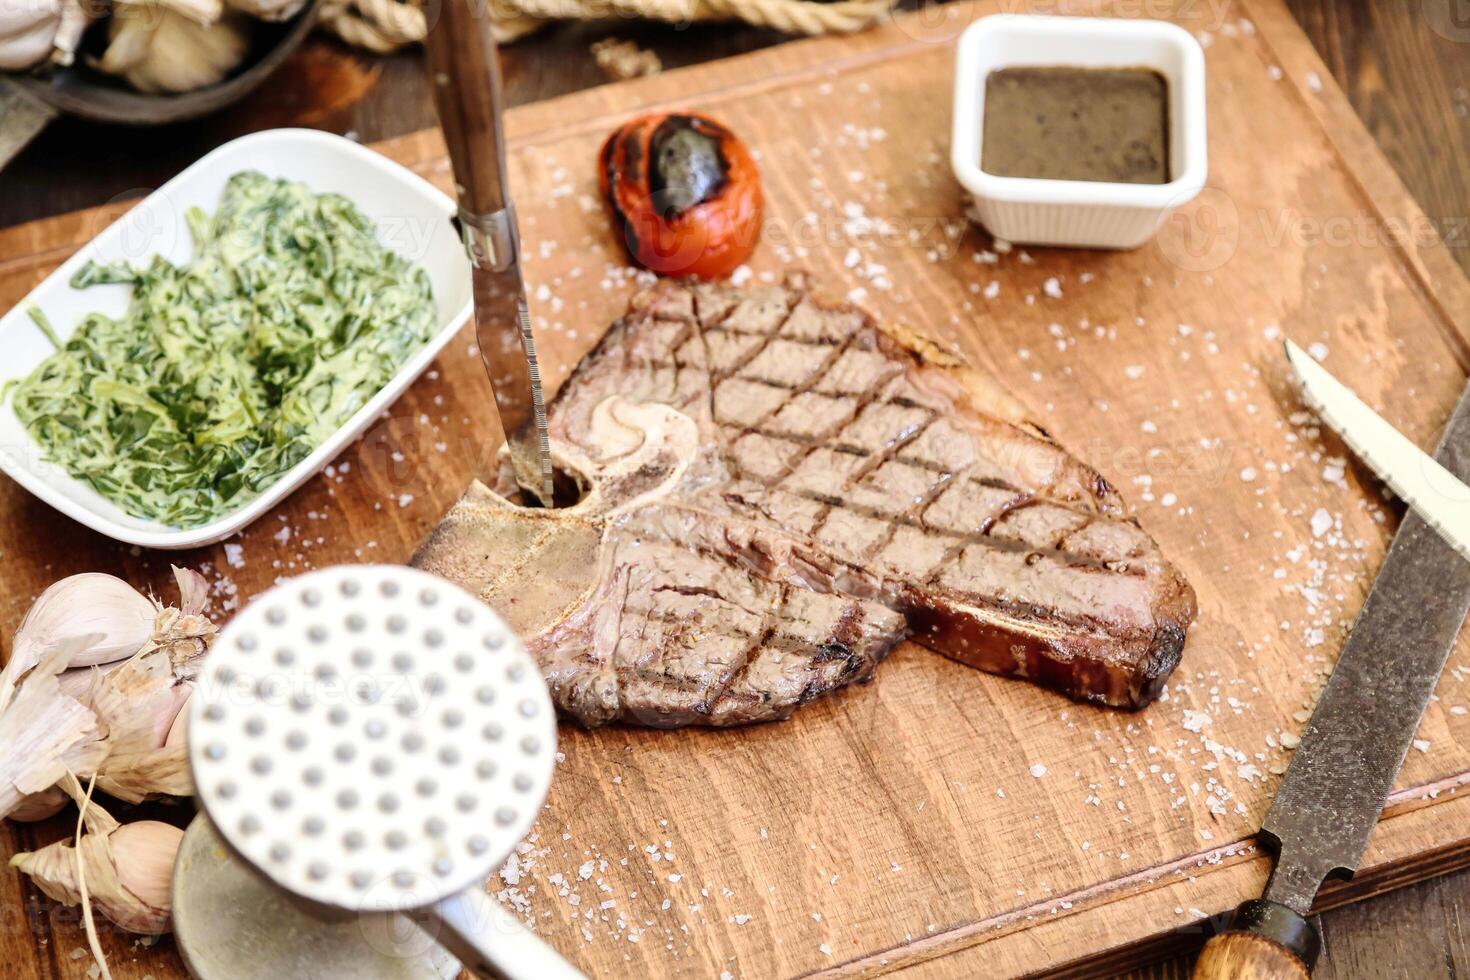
4, 1, 1470, 976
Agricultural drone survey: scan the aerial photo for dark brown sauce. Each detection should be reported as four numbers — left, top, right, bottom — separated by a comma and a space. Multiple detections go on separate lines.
981, 66, 1170, 184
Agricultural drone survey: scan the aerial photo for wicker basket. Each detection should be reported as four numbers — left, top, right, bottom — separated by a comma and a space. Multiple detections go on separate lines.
319, 0, 895, 54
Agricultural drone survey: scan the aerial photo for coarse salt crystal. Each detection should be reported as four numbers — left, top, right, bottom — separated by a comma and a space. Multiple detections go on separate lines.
1183, 710, 1210, 732
1029, 763, 1048, 778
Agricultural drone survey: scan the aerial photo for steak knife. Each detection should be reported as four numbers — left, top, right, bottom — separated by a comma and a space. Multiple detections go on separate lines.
1192, 345, 1470, 978
423, 1, 555, 506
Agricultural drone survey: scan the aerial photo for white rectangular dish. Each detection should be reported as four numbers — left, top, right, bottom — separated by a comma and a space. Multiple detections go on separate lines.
0, 128, 473, 550
951, 15, 1208, 249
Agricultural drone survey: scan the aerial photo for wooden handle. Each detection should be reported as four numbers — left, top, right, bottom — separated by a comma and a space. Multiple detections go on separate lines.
1192, 900, 1319, 980
423, 0, 510, 215
1193, 933, 1310, 980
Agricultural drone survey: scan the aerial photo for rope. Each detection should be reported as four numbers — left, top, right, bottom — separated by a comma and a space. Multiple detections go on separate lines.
317, 0, 893, 52
317, 0, 543, 53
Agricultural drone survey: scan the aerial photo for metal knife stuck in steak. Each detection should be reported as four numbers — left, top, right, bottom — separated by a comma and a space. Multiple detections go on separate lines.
413, 275, 1197, 727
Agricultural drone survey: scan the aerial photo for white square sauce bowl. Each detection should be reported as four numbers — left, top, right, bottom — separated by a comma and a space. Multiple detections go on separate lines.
952, 14, 1208, 249
0, 129, 473, 550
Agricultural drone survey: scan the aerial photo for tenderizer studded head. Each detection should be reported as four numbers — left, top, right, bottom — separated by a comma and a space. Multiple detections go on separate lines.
190, 565, 556, 913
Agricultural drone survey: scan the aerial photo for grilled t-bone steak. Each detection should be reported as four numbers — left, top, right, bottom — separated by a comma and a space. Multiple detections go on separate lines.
413, 275, 1196, 727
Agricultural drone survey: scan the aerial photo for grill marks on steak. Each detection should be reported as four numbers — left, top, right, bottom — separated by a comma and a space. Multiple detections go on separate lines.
544, 506, 906, 727
414, 276, 1196, 726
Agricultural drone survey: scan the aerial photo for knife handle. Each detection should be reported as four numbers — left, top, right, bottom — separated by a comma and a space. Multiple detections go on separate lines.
1191, 900, 1319, 979
423, 0, 510, 216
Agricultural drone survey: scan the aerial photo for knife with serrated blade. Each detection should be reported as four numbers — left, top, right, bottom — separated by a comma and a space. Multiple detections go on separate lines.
1192, 347, 1470, 978
423, 0, 554, 507
1285, 340, 1470, 561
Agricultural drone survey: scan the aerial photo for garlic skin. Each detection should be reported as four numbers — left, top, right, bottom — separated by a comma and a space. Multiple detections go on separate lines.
56, 659, 127, 704
164, 687, 191, 747
0, 573, 157, 714
86, 568, 215, 802
97, 4, 249, 94
8, 785, 68, 822
0, 641, 108, 820
11, 818, 183, 934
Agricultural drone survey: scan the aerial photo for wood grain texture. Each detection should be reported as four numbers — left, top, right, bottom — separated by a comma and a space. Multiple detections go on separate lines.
3, 2, 1470, 978
1285, 0, 1470, 274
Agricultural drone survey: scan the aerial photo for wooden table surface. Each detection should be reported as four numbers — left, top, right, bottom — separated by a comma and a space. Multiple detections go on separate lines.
2, 2, 1468, 977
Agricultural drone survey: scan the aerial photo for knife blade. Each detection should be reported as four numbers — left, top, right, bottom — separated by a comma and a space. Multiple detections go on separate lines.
423, 0, 554, 506
1191, 356, 1470, 979
1285, 340, 1470, 562
462, 212, 555, 506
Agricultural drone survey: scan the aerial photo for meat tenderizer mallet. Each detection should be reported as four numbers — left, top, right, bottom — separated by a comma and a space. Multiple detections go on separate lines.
178, 565, 584, 979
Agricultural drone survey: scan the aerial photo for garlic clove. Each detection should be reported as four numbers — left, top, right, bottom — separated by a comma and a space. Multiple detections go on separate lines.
12, 818, 182, 934
0, 16, 59, 71
109, 821, 182, 915
98, 6, 248, 94
0, 573, 156, 713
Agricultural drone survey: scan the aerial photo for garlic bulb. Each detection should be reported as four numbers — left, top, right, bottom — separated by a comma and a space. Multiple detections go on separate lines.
11, 819, 183, 934
97, 4, 249, 94
0, 573, 156, 714
0, 566, 217, 816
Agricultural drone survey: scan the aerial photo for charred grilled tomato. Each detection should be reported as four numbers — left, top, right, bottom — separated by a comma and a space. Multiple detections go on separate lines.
599, 112, 763, 280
